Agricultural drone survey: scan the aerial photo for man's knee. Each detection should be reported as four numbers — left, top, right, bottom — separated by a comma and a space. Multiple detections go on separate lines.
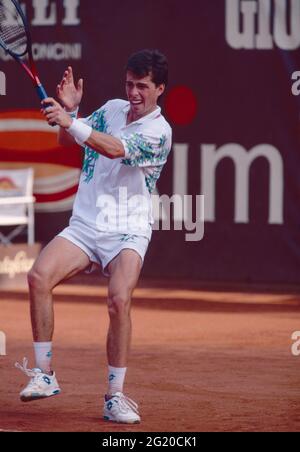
108, 293, 131, 318
27, 265, 53, 293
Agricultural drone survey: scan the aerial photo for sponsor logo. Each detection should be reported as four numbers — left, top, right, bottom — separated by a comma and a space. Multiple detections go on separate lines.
2, 0, 80, 27
226, 0, 300, 50
0, 251, 35, 279
0, 0, 82, 61
107, 401, 113, 411
173, 143, 284, 224
42, 376, 51, 385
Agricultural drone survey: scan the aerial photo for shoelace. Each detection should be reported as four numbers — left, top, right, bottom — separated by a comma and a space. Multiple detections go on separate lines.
112, 393, 139, 415
15, 357, 48, 390
15, 357, 40, 377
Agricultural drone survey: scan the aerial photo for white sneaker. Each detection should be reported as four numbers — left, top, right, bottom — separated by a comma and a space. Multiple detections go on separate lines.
103, 392, 141, 424
15, 357, 61, 402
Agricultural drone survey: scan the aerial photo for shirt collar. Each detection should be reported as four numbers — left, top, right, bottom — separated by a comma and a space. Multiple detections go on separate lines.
122, 102, 161, 126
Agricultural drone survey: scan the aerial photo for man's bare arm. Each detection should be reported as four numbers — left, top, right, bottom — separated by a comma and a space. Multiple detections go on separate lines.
84, 130, 125, 159
42, 98, 125, 159
58, 126, 77, 147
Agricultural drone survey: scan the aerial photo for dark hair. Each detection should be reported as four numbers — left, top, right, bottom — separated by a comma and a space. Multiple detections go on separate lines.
126, 49, 168, 87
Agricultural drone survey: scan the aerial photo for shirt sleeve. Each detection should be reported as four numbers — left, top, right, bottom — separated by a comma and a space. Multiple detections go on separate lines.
79, 102, 110, 130
120, 130, 172, 168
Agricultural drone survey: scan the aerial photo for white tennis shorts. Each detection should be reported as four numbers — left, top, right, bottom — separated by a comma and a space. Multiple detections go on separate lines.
58, 217, 151, 277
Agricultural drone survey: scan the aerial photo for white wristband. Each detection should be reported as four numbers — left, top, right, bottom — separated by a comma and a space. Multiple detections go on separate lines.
67, 119, 92, 146
65, 107, 79, 119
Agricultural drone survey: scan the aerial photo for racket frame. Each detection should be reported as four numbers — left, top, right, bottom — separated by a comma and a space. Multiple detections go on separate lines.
0, 0, 48, 100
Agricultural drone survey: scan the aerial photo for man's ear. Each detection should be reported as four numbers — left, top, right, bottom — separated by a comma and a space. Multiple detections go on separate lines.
158, 84, 165, 97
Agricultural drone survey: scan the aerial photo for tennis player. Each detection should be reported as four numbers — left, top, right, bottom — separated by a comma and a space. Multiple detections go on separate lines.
16, 49, 172, 424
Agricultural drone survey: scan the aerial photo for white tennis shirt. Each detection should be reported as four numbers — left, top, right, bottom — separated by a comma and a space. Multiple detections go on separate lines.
71, 99, 172, 239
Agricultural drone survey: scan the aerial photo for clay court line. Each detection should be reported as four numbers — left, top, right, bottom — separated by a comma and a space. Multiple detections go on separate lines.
2, 285, 299, 306
51, 285, 299, 306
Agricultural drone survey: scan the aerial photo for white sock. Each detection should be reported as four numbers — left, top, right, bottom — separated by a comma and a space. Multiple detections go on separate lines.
33, 342, 52, 374
108, 366, 127, 395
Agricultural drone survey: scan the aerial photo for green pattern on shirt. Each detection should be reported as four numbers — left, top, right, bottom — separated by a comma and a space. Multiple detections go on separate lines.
121, 133, 170, 193
82, 109, 108, 183
145, 168, 163, 194
121, 133, 157, 167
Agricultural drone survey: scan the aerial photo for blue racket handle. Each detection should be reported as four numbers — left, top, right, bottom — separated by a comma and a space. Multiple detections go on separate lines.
36, 84, 56, 126
36, 84, 48, 101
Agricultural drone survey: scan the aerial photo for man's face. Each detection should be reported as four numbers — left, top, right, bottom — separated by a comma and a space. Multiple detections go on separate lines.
126, 71, 165, 120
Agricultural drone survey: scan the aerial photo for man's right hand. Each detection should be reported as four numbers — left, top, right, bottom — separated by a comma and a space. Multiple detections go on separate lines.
57, 66, 83, 112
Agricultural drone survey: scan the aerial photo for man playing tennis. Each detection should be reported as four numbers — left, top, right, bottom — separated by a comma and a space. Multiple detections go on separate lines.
16, 49, 172, 424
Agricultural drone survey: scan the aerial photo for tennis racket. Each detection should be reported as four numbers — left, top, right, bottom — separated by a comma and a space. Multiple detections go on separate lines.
0, 0, 51, 106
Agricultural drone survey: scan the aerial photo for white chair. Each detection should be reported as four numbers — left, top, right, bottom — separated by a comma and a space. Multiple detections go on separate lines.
0, 168, 36, 245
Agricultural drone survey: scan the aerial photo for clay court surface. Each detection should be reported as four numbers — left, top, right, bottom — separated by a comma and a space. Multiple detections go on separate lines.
0, 284, 300, 432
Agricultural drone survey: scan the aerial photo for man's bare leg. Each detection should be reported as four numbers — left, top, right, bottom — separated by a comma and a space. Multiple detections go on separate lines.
28, 237, 91, 342
16, 237, 91, 402
103, 249, 142, 423
106, 249, 143, 369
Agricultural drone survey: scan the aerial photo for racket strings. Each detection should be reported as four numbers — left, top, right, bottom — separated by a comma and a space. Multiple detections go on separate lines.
0, 1, 27, 55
